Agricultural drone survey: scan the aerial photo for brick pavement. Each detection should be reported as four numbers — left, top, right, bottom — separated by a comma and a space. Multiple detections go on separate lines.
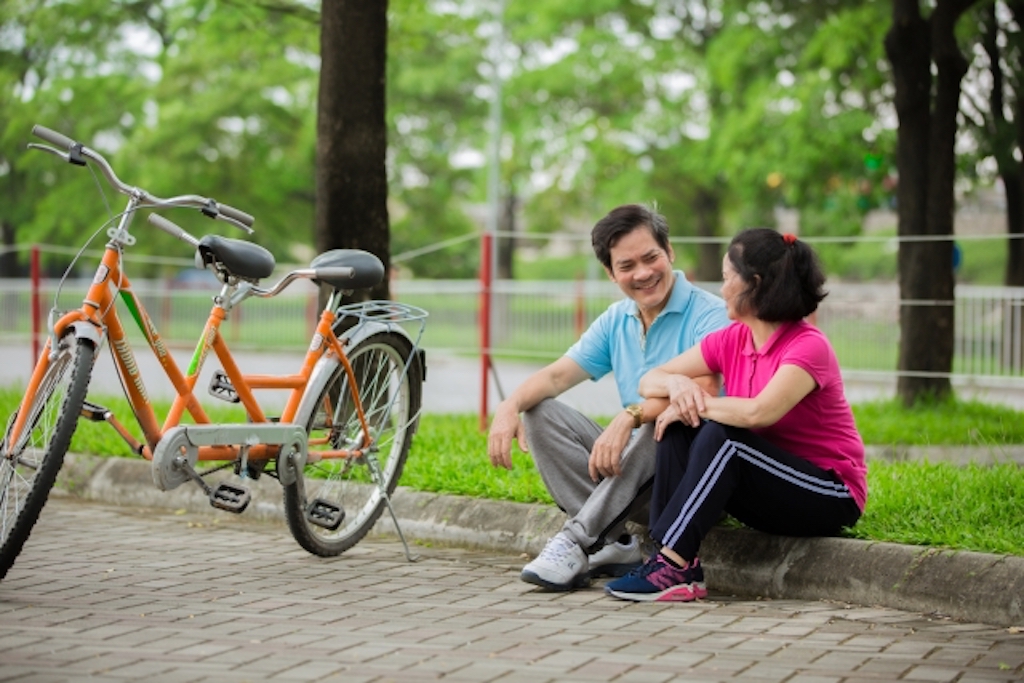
0, 497, 1022, 683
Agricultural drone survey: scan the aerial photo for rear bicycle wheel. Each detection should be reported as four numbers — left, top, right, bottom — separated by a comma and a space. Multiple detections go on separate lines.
284, 331, 422, 556
0, 333, 95, 579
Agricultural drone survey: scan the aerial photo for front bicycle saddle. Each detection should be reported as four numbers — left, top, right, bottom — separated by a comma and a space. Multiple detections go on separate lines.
310, 249, 384, 291
197, 235, 276, 282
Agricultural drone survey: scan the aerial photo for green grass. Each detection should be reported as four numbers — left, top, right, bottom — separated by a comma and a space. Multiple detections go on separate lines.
2, 386, 1021, 556
847, 461, 1024, 555
852, 398, 1024, 446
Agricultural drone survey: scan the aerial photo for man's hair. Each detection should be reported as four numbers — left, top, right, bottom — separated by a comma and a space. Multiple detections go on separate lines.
726, 228, 827, 322
591, 204, 671, 271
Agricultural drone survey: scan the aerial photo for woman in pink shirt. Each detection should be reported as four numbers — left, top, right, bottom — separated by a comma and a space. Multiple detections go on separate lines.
605, 228, 866, 602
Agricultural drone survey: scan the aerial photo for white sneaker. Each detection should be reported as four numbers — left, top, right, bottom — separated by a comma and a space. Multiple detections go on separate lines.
586, 535, 644, 579
521, 532, 589, 590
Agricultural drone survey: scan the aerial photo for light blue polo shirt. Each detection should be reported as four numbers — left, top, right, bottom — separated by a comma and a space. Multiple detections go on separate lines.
565, 270, 731, 407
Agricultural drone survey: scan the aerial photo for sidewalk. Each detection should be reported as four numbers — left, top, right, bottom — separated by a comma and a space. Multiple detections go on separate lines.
55, 452, 1024, 630
3, 496, 1021, 683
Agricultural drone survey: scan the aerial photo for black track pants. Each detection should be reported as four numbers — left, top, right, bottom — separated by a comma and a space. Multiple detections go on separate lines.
650, 420, 862, 561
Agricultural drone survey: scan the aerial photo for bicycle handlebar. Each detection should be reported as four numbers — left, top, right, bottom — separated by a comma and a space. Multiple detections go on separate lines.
31, 124, 76, 151
30, 124, 256, 232
147, 214, 200, 247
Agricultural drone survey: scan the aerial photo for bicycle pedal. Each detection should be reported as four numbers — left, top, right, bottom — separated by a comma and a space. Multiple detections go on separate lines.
208, 369, 240, 403
209, 482, 251, 513
305, 499, 345, 531
80, 400, 110, 422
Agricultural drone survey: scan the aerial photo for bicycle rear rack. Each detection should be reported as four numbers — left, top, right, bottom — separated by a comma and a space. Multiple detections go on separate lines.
334, 300, 429, 326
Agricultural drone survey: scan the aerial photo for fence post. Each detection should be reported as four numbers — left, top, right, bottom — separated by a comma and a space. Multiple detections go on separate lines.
31, 244, 40, 363
575, 275, 585, 338
479, 233, 493, 432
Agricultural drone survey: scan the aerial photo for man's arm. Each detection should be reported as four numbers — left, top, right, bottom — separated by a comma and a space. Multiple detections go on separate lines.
487, 356, 590, 470
587, 395, 669, 480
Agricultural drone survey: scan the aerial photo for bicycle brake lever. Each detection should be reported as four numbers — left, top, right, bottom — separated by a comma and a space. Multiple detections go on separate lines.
26, 142, 71, 163
201, 199, 255, 235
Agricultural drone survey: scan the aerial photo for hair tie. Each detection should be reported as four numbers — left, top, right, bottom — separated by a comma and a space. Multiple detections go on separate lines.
782, 233, 797, 245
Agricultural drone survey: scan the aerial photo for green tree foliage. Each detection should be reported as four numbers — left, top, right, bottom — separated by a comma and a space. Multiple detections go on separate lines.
0, 0, 155, 275
412, 0, 901, 280
386, 0, 486, 278
1, 0, 317, 278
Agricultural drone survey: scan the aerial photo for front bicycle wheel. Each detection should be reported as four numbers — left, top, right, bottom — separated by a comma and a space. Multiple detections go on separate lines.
284, 330, 422, 556
0, 333, 95, 580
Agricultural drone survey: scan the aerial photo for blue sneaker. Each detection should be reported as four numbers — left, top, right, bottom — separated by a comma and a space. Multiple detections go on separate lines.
605, 553, 707, 602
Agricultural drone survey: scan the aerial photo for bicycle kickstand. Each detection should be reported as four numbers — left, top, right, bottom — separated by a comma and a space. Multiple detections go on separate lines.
366, 451, 420, 562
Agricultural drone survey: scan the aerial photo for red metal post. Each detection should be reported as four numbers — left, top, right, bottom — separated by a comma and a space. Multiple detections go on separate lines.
479, 233, 493, 432
31, 245, 41, 363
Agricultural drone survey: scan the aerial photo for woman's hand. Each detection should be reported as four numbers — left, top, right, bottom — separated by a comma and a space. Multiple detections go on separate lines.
666, 374, 710, 428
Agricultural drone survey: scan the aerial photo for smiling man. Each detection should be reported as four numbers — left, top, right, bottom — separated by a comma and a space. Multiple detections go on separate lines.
487, 204, 730, 591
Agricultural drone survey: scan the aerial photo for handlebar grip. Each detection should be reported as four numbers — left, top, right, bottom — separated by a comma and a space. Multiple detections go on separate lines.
147, 214, 199, 247
31, 124, 76, 150
217, 203, 255, 228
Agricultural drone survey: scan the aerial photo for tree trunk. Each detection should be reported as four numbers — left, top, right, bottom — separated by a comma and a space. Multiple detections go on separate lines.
315, 0, 390, 303
693, 186, 721, 283
1007, 1, 1024, 286
886, 0, 975, 406
0, 220, 17, 279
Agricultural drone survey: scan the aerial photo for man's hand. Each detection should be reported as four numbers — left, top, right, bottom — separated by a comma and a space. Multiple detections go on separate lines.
487, 405, 528, 470
587, 412, 634, 481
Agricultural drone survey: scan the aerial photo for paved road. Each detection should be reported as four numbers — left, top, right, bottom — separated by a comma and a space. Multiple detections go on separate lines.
5, 341, 1024, 417
1, 497, 1022, 683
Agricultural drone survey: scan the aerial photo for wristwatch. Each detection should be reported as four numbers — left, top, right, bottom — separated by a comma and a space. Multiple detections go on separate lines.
625, 403, 644, 429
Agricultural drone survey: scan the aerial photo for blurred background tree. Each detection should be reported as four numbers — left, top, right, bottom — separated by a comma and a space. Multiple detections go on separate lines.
1, 0, 1021, 405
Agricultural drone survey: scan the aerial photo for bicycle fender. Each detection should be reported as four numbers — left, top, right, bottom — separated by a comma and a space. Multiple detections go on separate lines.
67, 320, 103, 346
48, 311, 103, 348
336, 319, 406, 348
338, 319, 426, 382
293, 320, 424, 428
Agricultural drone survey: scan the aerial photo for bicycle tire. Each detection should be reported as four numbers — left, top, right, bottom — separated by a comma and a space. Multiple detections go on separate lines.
0, 334, 95, 580
283, 330, 422, 556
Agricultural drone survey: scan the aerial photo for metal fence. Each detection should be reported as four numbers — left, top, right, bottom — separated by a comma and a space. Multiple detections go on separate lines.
3, 277, 1024, 386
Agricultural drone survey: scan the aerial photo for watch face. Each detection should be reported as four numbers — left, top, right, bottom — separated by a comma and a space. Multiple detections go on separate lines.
627, 405, 642, 427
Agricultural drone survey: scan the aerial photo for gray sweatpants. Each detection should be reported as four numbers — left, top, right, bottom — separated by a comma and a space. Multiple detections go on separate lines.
522, 398, 656, 553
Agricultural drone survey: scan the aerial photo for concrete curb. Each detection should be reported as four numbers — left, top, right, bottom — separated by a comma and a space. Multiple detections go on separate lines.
864, 444, 1024, 465
54, 453, 1023, 628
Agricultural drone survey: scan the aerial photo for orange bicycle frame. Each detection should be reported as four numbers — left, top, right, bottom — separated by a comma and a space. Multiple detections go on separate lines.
10, 243, 371, 463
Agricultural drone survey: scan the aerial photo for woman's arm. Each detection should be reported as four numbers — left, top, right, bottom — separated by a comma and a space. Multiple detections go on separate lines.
699, 364, 816, 428
639, 346, 711, 396
639, 345, 714, 427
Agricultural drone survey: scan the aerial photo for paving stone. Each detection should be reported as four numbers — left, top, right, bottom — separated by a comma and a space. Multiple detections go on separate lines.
0, 498, 1021, 683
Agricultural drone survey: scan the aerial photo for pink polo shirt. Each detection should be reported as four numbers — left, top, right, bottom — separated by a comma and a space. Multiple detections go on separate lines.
700, 320, 867, 511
